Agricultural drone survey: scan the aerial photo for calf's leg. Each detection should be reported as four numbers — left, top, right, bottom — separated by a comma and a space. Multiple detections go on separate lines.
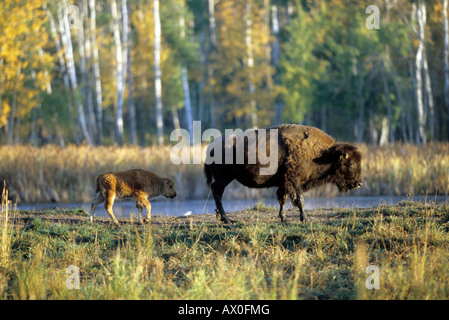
90, 193, 105, 224
136, 200, 145, 224
104, 191, 120, 226
135, 193, 151, 223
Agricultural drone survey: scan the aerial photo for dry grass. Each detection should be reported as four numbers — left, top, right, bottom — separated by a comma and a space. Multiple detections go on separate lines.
1, 198, 449, 300
0, 143, 448, 203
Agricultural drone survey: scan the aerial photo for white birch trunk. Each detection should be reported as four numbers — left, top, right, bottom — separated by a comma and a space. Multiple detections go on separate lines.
45, 6, 69, 89
111, 0, 125, 145
126, 5, 136, 145
154, 0, 164, 145
82, 0, 96, 140
60, 1, 92, 145
179, 2, 193, 144
89, 0, 103, 144
207, 0, 216, 127
444, 0, 449, 113
245, 0, 257, 128
423, 49, 435, 140
414, 2, 426, 144
78, 0, 96, 139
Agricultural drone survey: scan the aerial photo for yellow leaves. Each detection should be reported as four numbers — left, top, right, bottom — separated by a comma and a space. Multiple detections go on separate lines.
0, 101, 11, 128
0, 0, 51, 128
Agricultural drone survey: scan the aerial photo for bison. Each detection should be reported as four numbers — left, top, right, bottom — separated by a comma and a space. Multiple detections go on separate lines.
90, 169, 177, 226
204, 124, 362, 223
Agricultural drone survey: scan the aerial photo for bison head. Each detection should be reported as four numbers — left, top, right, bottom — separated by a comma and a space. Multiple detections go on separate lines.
161, 178, 177, 199
333, 143, 362, 192
314, 143, 362, 193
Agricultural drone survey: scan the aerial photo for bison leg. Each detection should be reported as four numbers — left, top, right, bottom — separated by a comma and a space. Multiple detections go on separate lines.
104, 192, 120, 227
90, 193, 104, 224
276, 187, 288, 223
294, 194, 308, 222
211, 179, 234, 224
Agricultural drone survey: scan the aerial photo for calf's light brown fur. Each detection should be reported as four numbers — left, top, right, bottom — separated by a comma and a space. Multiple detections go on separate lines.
90, 169, 177, 226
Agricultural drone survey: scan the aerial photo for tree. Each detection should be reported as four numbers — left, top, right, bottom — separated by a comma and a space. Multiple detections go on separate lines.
154, 0, 164, 145
0, 0, 53, 144
111, 0, 126, 146
89, 0, 104, 144
445, 0, 449, 115
60, 0, 93, 145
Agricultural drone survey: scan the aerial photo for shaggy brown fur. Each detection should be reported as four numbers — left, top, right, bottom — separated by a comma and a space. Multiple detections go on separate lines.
204, 124, 362, 223
90, 169, 177, 226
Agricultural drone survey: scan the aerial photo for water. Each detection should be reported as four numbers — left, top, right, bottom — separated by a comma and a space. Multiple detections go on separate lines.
15, 195, 449, 219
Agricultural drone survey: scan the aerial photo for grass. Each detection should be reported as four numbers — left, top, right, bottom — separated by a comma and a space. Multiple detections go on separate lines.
0, 143, 448, 203
1, 191, 449, 299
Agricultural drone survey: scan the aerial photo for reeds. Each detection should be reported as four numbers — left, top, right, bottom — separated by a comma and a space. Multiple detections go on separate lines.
0, 143, 448, 203
0, 183, 13, 268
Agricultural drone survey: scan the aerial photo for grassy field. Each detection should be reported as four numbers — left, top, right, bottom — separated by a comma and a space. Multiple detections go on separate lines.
1, 191, 449, 300
0, 143, 448, 203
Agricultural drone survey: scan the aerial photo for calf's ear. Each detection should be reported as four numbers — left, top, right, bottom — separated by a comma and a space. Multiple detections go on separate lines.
162, 177, 173, 185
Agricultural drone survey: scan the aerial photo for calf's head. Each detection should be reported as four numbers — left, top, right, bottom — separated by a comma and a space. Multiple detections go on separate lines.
161, 178, 177, 198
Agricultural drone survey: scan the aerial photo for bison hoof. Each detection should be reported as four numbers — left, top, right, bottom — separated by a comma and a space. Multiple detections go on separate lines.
221, 217, 235, 224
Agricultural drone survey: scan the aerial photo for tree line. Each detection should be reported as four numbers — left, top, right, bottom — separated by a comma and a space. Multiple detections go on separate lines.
0, 0, 448, 146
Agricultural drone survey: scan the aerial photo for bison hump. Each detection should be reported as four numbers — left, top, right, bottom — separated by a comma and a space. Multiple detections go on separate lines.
278, 125, 335, 178
279, 124, 335, 150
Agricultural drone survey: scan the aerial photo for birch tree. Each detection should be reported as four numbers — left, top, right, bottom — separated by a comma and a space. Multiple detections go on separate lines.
111, 0, 127, 146
60, 1, 92, 145
414, 1, 426, 144
245, 0, 257, 128
444, 0, 449, 115
89, 0, 103, 144
207, 0, 217, 127
127, 5, 137, 145
179, 1, 193, 144
154, 0, 164, 145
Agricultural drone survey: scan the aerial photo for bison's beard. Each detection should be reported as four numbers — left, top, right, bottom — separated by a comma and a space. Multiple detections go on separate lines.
338, 181, 362, 193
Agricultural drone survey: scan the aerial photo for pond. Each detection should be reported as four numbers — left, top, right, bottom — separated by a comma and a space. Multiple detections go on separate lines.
15, 195, 449, 219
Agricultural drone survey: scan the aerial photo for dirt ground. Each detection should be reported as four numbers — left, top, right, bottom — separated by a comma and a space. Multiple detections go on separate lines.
9, 206, 354, 228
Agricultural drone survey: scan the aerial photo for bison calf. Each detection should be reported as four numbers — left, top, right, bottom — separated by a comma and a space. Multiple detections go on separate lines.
90, 169, 177, 226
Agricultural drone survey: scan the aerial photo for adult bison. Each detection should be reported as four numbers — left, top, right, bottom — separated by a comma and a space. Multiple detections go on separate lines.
204, 124, 362, 223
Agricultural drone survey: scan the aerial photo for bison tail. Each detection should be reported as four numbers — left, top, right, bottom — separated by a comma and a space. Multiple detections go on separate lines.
204, 164, 213, 187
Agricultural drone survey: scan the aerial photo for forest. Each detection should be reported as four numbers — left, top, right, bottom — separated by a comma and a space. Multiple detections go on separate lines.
1, 0, 448, 147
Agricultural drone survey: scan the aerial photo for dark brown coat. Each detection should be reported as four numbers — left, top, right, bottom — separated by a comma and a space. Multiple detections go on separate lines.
90, 169, 177, 226
204, 124, 362, 223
